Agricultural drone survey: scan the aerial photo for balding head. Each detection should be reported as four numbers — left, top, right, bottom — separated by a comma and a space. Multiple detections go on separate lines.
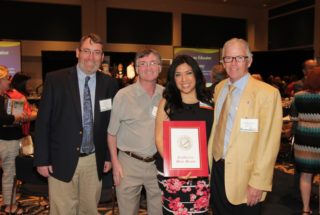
210, 64, 227, 83
302, 59, 318, 76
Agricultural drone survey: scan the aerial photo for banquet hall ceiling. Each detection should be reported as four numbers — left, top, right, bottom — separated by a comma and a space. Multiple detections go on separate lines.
184, 0, 295, 9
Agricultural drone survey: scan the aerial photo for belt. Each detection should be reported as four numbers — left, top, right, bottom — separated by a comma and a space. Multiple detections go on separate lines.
124, 151, 156, 162
79, 152, 94, 157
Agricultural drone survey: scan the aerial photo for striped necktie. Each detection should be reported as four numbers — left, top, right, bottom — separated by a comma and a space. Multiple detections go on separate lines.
212, 84, 235, 161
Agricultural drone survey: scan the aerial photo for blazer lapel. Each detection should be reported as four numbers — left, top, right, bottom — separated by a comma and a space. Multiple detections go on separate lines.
94, 72, 103, 124
67, 68, 82, 124
235, 76, 255, 119
209, 80, 227, 146
213, 80, 228, 129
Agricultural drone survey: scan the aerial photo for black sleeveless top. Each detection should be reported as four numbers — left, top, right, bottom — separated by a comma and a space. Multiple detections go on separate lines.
156, 102, 214, 172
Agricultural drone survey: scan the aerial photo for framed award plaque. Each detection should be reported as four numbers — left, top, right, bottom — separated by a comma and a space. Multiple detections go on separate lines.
163, 121, 208, 177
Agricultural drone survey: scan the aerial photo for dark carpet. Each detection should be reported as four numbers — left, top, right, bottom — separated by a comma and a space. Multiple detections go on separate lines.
262, 141, 319, 215
1, 143, 319, 215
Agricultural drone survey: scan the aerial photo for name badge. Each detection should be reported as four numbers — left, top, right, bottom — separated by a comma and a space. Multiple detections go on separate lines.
199, 101, 213, 110
99, 99, 112, 112
152, 106, 158, 118
240, 118, 258, 132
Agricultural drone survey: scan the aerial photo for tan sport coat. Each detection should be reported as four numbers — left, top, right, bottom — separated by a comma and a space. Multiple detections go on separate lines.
208, 75, 282, 205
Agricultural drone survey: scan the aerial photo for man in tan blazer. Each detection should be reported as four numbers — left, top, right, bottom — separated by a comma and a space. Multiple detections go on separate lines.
208, 38, 282, 215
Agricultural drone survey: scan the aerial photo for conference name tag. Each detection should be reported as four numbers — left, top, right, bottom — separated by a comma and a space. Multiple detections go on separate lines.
240, 118, 258, 132
151, 106, 158, 118
99, 99, 112, 112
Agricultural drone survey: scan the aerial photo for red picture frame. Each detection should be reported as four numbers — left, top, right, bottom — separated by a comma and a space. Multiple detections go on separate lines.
163, 121, 208, 177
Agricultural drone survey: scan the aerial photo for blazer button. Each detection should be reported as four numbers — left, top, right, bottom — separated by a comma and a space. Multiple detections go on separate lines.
76, 147, 80, 151
79, 131, 83, 135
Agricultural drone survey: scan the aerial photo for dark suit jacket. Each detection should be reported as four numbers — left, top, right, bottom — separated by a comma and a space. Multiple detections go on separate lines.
34, 66, 118, 182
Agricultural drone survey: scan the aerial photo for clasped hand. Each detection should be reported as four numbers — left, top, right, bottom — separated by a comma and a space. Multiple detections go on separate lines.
14, 112, 29, 124
178, 171, 197, 180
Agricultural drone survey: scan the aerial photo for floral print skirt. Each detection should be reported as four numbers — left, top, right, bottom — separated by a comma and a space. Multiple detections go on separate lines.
157, 171, 210, 215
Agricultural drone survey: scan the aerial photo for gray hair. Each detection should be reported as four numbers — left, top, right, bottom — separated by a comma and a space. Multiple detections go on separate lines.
221, 38, 253, 60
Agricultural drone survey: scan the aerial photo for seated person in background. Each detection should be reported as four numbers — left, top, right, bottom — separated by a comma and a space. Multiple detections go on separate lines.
285, 74, 299, 97
207, 64, 227, 95
115, 63, 124, 79
115, 63, 126, 88
251, 73, 263, 81
155, 55, 213, 214
121, 76, 130, 88
293, 59, 318, 93
0, 66, 27, 215
99, 61, 112, 77
133, 74, 139, 83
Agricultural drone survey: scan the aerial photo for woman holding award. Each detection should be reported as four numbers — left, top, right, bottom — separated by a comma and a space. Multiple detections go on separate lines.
155, 55, 214, 214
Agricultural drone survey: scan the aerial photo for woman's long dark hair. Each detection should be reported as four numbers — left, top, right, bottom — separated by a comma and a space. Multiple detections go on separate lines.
163, 55, 213, 118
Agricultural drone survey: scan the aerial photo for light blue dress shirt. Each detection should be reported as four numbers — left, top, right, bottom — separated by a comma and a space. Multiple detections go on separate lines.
77, 65, 96, 121
215, 73, 250, 158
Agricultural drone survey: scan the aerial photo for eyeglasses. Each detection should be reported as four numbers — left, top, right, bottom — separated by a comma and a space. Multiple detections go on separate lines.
79, 49, 102, 56
138, 61, 160, 68
222, 56, 248, 63
1, 75, 11, 81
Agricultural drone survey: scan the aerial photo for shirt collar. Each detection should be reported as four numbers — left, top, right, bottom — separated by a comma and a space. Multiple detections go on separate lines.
76, 64, 96, 81
227, 72, 250, 91
135, 80, 162, 97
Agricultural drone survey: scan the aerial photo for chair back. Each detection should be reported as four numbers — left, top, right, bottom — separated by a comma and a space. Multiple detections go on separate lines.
15, 156, 47, 185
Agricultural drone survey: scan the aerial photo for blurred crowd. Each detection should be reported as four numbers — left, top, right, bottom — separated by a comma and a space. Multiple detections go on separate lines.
98, 61, 138, 89
0, 32, 319, 215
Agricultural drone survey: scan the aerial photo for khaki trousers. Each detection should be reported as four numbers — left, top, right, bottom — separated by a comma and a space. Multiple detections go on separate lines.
48, 153, 102, 215
116, 151, 162, 215
0, 139, 20, 205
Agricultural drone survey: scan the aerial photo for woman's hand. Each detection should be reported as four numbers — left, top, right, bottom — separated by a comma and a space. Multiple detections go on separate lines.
14, 112, 28, 123
178, 171, 197, 180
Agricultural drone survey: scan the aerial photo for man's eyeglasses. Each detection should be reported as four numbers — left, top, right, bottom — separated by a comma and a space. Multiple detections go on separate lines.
222, 56, 248, 63
79, 49, 102, 56
138, 61, 160, 68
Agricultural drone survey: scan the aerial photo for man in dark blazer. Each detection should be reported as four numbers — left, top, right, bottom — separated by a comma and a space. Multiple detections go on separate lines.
34, 33, 118, 215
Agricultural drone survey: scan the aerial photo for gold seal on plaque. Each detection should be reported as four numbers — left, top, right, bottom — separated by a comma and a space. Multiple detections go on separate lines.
177, 135, 192, 151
